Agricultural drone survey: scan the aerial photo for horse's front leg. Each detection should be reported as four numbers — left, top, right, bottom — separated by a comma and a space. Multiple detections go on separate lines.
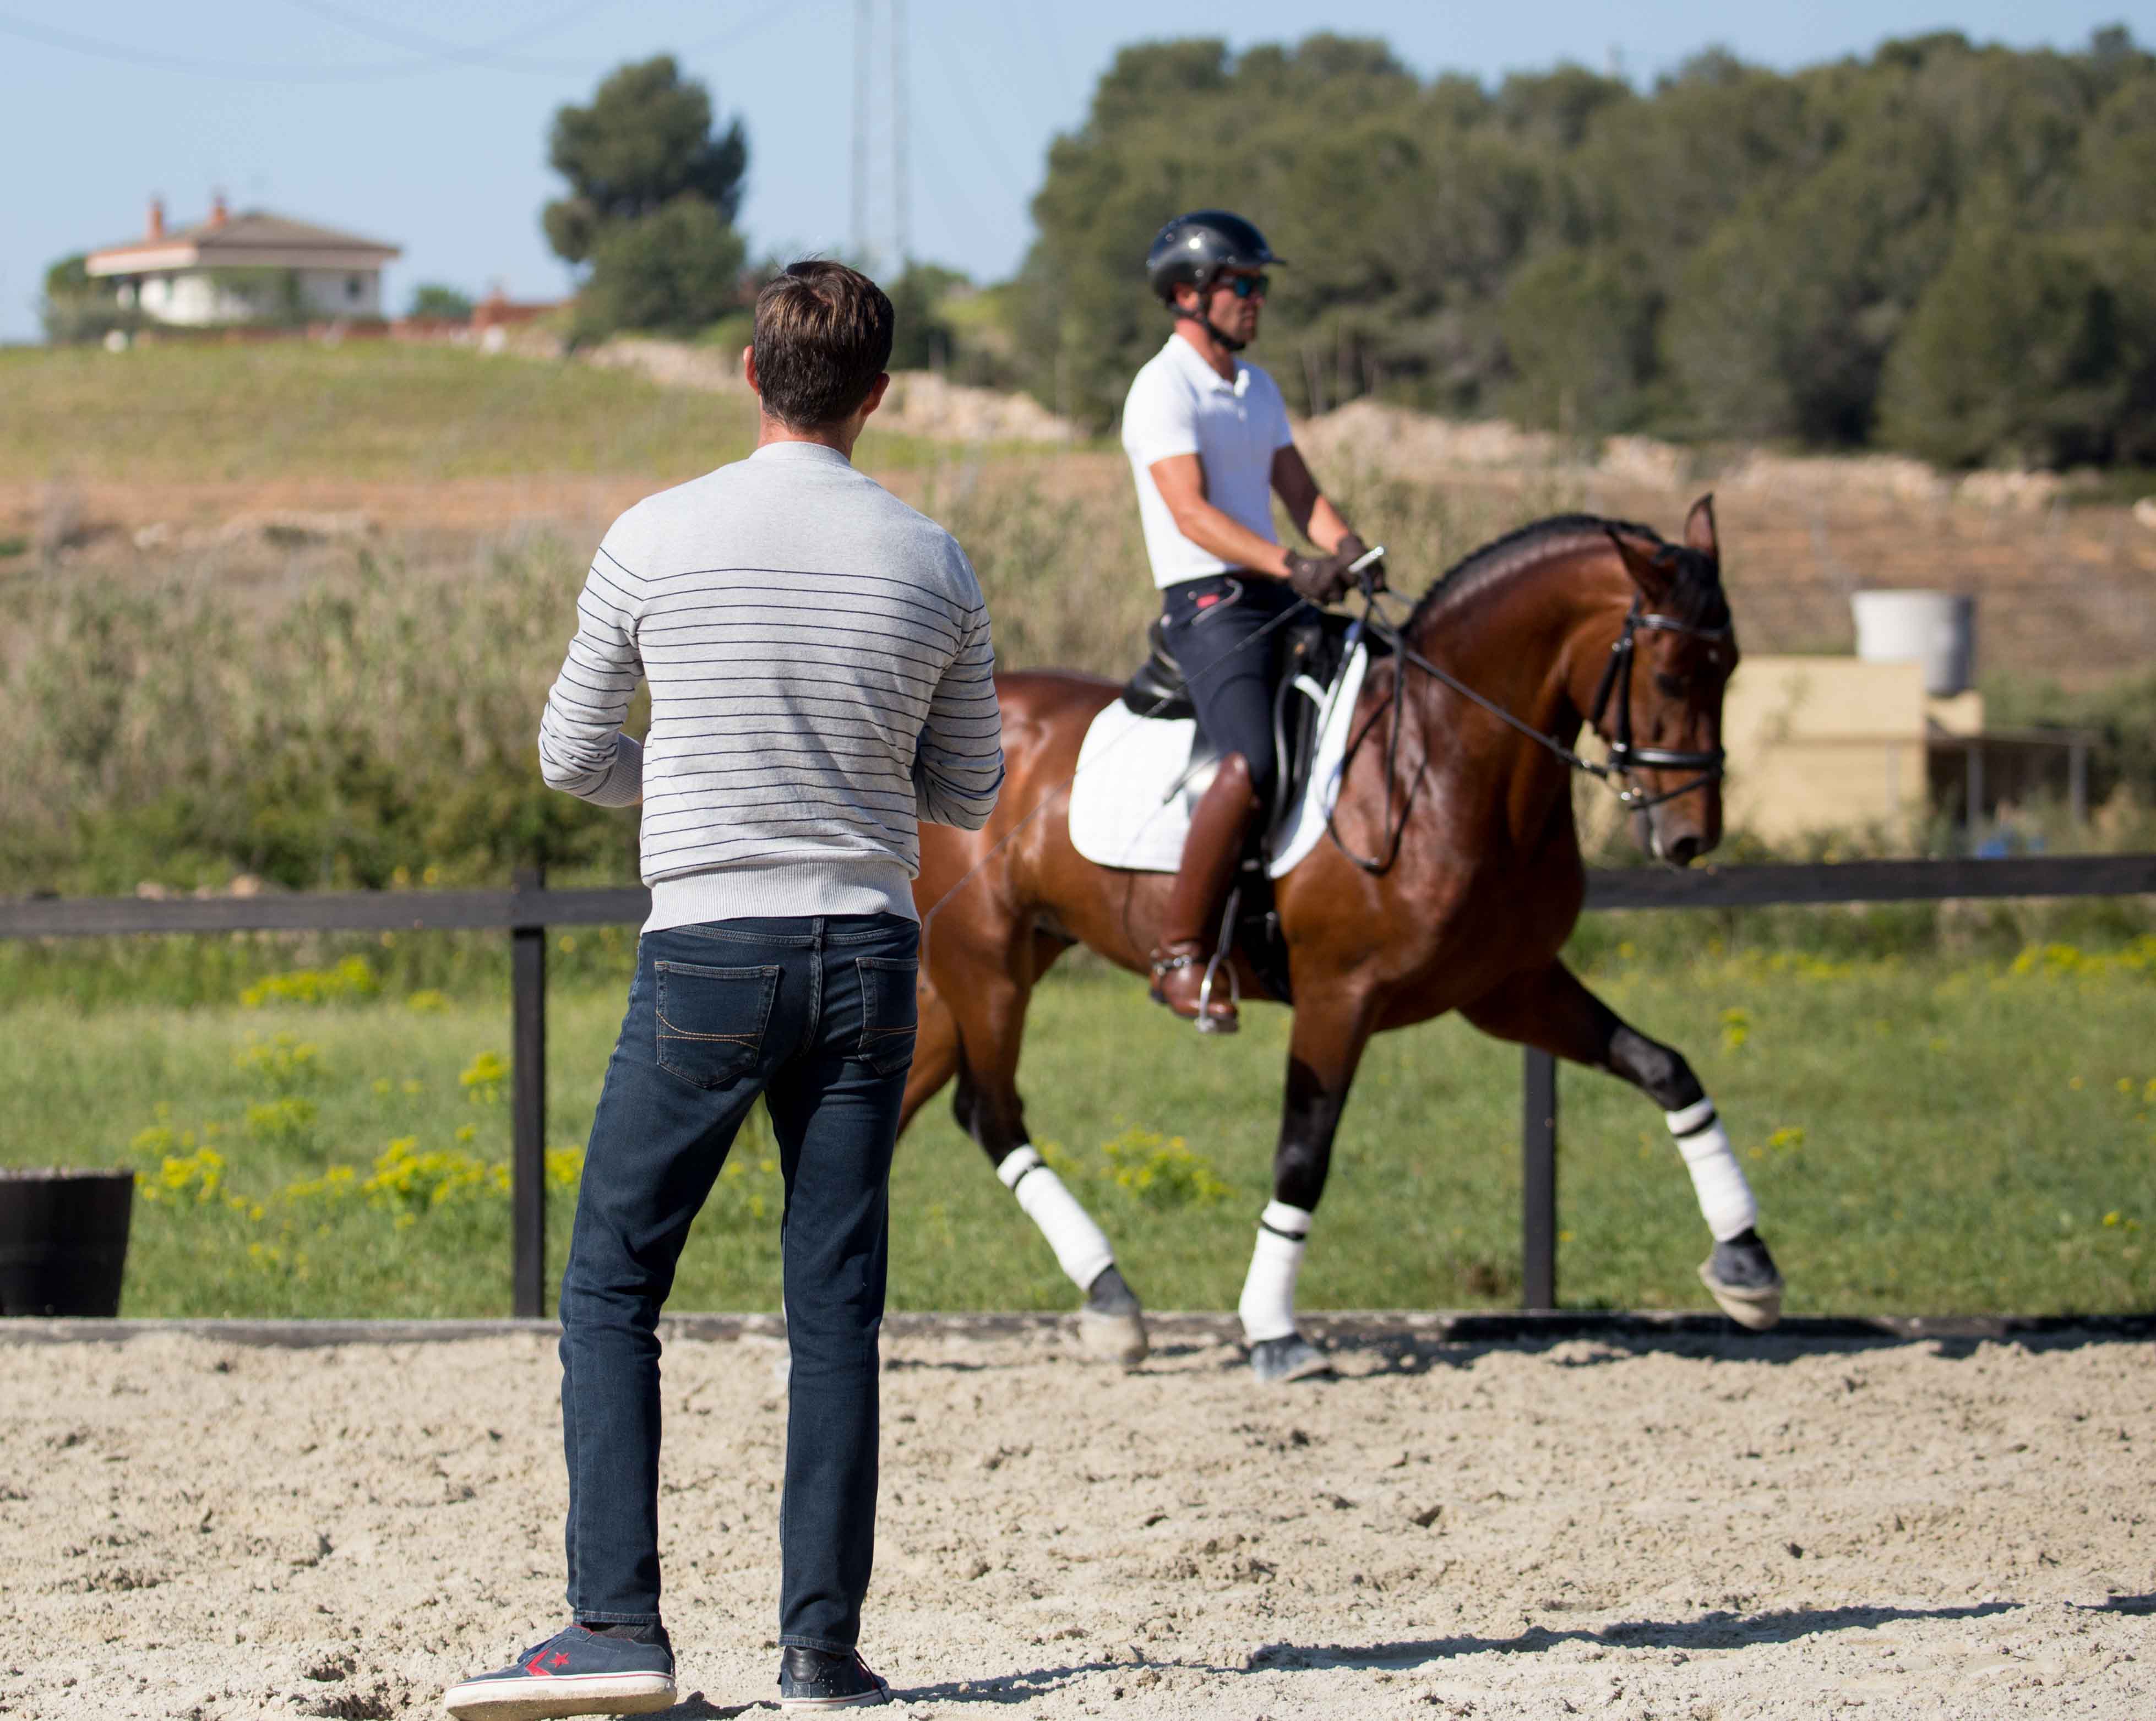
1462, 959, 1784, 1328
1238, 986, 1379, 1384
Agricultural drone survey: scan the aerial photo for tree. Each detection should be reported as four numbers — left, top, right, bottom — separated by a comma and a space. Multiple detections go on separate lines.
885, 263, 970, 371
407, 283, 475, 320
40, 253, 134, 345
1498, 249, 1658, 435
1877, 222, 2144, 467
1011, 27, 2156, 460
543, 56, 749, 340
571, 198, 747, 341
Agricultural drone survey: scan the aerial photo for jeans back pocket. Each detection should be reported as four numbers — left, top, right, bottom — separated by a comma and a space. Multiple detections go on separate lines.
655, 961, 781, 1089
853, 956, 919, 1077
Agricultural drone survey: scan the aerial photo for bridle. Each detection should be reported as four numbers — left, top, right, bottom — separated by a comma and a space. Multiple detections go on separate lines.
1581, 597, 1732, 811
1326, 584, 1731, 873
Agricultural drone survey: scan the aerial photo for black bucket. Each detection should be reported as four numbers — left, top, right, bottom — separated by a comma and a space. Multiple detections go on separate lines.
0, 1169, 135, 1317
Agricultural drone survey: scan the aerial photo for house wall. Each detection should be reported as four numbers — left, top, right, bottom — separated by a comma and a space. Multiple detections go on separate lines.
120, 267, 382, 326
297, 269, 382, 318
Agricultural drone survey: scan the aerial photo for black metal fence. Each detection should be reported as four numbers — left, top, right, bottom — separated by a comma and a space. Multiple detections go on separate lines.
6, 853, 2153, 1317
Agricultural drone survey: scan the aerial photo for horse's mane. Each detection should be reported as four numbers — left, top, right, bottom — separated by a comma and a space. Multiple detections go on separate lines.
1404, 511, 1727, 636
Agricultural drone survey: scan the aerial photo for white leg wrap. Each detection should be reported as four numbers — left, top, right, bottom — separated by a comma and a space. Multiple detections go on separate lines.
1665, 1099, 1757, 1243
998, 1148, 1115, 1292
1237, 1200, 1311, 1344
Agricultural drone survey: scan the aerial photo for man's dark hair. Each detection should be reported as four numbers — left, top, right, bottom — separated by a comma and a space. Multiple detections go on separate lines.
752, 260, 894, 428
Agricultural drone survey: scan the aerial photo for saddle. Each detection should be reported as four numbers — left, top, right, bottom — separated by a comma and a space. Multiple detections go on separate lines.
1112, 611, 1389, 1006
1119, 609, 1385, 851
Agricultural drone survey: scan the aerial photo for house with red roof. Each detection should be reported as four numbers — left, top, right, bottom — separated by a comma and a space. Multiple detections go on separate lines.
86, 197, 400, 326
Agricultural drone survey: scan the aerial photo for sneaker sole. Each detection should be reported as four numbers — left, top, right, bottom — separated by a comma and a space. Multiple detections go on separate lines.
444, 1672, 676, 1720
777, 1676, 891, 1710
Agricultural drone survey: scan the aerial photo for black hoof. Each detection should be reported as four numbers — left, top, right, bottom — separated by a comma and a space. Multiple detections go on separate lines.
1249, 1333, 1332, 1384
1079, 1265, 1148, 1365
1085, 1263, 1141, 1317
1709, 1228, 1780, 1290
1700, 1228, 1784, 1330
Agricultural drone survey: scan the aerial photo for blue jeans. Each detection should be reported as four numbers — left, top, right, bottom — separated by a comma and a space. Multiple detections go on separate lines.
558, 913, 919, 1653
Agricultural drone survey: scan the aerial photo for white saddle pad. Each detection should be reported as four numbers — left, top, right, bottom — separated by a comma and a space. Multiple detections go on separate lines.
1066, 645, 1370, 876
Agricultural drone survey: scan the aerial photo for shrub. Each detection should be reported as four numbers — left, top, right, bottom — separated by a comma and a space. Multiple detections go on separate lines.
573, 195, 748, 344
1879, 223, 2154, 467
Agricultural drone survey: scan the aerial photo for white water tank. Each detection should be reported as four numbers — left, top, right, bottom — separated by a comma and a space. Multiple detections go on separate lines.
1850, 590, 1977, 696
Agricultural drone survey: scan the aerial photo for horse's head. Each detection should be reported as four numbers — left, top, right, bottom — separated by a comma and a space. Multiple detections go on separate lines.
1596, 497, 1738, 868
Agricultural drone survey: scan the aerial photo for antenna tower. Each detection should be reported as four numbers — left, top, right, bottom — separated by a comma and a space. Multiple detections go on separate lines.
891, 0, 910, 267
851, 0, 872, 262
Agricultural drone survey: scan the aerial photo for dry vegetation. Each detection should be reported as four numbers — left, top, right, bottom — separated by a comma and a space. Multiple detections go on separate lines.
4, 340, 2154, 895
6, 341, 2152, 679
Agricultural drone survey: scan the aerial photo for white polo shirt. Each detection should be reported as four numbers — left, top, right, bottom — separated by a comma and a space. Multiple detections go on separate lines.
1120, 334, 1294, 591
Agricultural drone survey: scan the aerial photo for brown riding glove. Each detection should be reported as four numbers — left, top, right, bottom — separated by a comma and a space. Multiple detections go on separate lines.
1333, 533, 1387, 593
1284, 547, 1358, 606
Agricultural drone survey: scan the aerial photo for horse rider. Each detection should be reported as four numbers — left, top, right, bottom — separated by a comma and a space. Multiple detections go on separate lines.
1121, 209, 1383, 1033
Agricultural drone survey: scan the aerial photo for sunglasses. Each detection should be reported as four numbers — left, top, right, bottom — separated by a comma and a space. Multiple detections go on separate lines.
1218, 273, 1270, 299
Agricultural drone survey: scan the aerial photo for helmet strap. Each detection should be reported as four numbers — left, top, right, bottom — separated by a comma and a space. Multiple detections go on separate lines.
1172, 301, 1246, 355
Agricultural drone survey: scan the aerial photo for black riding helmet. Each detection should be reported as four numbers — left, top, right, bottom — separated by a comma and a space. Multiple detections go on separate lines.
1144, 210, 1284, 303
1145, 211, 1282, 351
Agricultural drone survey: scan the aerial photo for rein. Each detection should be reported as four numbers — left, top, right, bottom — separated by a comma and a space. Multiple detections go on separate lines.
1328, 588, 1730, 875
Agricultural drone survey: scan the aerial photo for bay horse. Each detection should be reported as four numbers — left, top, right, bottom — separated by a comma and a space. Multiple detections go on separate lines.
900, 496, 1785, 1381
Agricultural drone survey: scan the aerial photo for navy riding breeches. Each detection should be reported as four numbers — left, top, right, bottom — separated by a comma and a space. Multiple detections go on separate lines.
1158, 573, 1298, 805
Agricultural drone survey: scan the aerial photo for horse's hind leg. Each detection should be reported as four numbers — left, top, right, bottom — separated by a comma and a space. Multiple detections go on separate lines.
1462, 959, 1784, 1329
897, 971, 962, 1140
933, 929, 1147, 1364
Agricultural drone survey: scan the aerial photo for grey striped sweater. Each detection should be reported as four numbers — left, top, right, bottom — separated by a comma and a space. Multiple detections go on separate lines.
537, 440, 1004, 929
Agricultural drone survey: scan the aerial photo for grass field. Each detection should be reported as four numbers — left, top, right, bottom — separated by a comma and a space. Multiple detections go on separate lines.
3, 932, 2148, 1320
0, 342, 938, 484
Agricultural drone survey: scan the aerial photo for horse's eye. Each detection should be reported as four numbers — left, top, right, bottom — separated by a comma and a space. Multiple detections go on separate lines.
1654, 672, 1689, 698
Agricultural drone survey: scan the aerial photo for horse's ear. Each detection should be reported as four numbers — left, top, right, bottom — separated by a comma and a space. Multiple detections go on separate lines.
1605, 526, 1674, 600
1683, 493, 1718, 562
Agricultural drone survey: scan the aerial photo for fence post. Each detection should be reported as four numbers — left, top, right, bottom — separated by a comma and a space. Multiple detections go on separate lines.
510, 867, 547, 1320
1522, 1047, 1558, 1312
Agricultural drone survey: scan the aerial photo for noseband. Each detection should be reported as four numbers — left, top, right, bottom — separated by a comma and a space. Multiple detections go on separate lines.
1583, 599, 1732, 811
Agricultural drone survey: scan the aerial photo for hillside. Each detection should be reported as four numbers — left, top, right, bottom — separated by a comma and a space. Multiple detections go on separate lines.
4, 341, 2153, 687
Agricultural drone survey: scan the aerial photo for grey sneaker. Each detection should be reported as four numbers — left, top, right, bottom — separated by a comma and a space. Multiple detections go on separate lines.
777, 1646, 890, 1709
443, 1624, 675, 1720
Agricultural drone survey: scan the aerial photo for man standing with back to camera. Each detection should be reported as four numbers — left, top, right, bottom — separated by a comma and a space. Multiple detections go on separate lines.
445, 262, 1003, 1719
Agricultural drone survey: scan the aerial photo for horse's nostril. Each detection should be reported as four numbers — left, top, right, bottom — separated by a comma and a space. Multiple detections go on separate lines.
1665, 834, 1702, 867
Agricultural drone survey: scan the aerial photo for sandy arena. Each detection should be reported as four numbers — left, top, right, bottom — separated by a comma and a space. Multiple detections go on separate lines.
3, 1319, 2150, 1720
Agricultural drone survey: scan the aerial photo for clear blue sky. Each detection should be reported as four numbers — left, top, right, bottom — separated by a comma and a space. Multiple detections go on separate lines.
2, 0, 2147, 342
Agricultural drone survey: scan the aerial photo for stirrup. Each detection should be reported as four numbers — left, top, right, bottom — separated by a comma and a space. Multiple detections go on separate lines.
1194, 945, 1239, 1035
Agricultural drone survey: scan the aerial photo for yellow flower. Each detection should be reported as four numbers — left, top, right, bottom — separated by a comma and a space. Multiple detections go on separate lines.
460, 1052, 509, 1104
